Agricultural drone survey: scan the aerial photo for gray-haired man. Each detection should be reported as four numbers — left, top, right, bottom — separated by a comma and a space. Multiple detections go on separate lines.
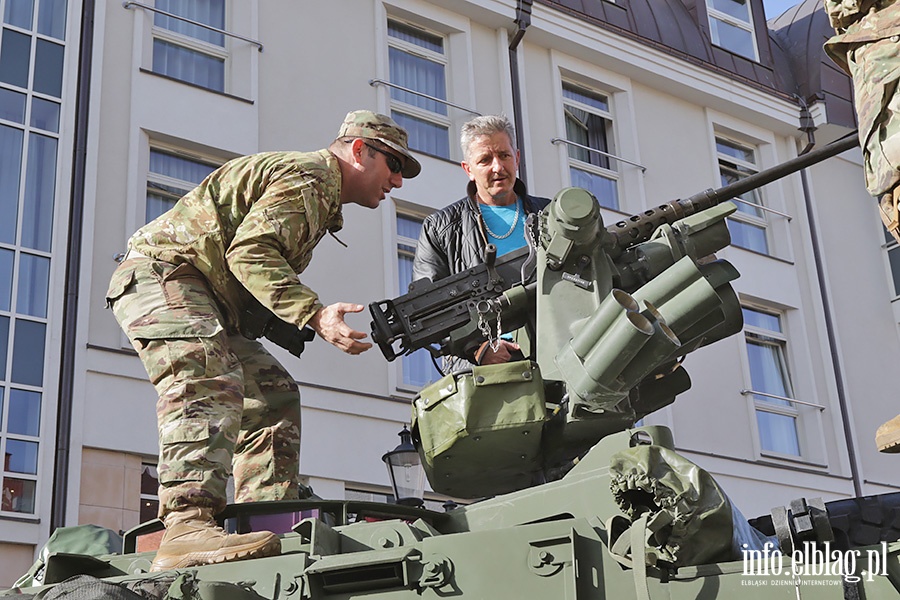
412, 114, 549, 369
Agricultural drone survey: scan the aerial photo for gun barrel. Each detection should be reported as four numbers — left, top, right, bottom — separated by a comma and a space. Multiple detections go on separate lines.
606, 133, 860, 253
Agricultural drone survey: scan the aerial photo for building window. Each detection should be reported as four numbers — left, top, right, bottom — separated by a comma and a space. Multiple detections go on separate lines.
562, 81, 619, 210
346, 487, 451, 513
345, 487, 394, 505
2, 390, 40, 514
706, 0, 758, 61
717, 137, 769, 254
140, 463, 159, 523
2, 0, 67, 39
146, 148, 218, 223
151, 0, 226, 92
387, 18, 450, 160
743, 306, 800, 457
0, 4, 69, 515
396, 213, 440, 389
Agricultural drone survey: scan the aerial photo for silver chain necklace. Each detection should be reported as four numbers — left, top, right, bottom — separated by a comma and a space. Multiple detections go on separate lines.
479, 199, 521, 240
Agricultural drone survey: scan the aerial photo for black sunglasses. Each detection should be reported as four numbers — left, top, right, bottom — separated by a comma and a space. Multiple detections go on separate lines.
365, 143, 403, 175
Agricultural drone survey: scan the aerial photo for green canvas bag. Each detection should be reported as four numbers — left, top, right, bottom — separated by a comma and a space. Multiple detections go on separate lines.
411, 360, 547, 498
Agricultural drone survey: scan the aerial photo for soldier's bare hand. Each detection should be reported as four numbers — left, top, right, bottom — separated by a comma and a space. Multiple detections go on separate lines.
477, 340, 520, 365
308, 303, 372, 355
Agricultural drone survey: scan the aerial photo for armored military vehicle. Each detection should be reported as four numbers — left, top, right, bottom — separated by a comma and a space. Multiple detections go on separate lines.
5, 133, 900, 599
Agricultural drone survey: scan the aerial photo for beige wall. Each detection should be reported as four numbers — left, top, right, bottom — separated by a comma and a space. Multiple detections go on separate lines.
78, 448, 143, 535
0, 543, 35, 589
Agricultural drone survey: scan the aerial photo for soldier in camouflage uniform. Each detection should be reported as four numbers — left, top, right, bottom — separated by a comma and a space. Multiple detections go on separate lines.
105, 111, 420, 570
824, 0, 900, 452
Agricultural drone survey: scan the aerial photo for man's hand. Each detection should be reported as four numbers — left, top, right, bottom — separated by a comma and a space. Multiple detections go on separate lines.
475, 340, 520, 365
308, 303, 372, 355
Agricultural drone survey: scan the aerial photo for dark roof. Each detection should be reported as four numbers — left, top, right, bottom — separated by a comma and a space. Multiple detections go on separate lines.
536, 0, 853, 126
769, 0, 857, 128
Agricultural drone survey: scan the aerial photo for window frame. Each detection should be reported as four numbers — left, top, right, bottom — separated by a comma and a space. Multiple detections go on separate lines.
385, 16, 452, 161
716, 135, 771, 255
1, 397, 41, 516
392, 206, 441, 393
707, 112, 796, 260
142, 0, 235, 94
139, 462, 160, 523
1, 471, 38, 516
706, 0, 759, 61
152, 18, 228, 60
0, 11, 70, 515
741, 305, 804, 459
144, 144, 220, 224
151, 27, 228, 87
561, 79, 620, 210
550, 55, 643, 216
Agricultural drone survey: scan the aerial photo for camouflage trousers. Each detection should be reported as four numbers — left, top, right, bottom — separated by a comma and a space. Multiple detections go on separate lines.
846, 36, 900, 241
106, 257, 302, 517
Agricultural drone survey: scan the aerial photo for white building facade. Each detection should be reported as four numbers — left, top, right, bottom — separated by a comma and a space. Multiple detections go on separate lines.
0, 0, 897, 585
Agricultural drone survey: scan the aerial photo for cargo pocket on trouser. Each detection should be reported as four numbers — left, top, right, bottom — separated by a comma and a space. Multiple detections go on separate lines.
157, 417, 228, 515
105, 262, 136, 309
229, 335, 301, 503
149, 334, 244, 516
154, 347, 245, 517
119, 262, 241, 410
114, 260, 244, 515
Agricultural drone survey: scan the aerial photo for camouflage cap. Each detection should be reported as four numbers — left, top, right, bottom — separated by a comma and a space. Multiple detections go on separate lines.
338, 110, 421, 178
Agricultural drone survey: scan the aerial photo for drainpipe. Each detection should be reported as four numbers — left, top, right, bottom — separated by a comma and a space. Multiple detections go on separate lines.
509, 0, 533, 187
51, 0, 95, 531
795, 97, 863, 498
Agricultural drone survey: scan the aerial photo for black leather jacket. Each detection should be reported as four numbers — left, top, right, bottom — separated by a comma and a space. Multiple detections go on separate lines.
412, 179, 550, 284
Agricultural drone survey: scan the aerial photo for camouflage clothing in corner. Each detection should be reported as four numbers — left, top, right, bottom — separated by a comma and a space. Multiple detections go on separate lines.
106, 150, 340, 516
824, 0, 900, 237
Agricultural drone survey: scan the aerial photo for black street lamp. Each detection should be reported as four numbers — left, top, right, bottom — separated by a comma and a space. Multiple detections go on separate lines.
382, 425, 425, 507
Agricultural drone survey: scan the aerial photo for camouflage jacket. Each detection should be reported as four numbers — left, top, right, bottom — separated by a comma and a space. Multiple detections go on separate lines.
824, 0, 900, 72
128, 149, 344, 331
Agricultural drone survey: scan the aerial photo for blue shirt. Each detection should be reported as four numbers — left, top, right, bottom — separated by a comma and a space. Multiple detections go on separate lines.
479, 198, 525, 256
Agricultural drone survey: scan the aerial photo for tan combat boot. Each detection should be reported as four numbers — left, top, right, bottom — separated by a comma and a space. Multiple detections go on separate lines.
876, 414, 900, 453
150, 507, 281, 572
879, 188, 900, 244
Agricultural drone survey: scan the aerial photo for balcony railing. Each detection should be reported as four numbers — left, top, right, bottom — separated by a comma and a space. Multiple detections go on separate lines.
369, 79, 480, 116
551, 137, 646, 172
123, 1, 264, 52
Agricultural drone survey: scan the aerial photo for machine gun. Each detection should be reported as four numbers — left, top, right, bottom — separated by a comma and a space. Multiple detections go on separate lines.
369, 134, 859, 498
370, 133, 858, 365
369, 244, 533, 362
